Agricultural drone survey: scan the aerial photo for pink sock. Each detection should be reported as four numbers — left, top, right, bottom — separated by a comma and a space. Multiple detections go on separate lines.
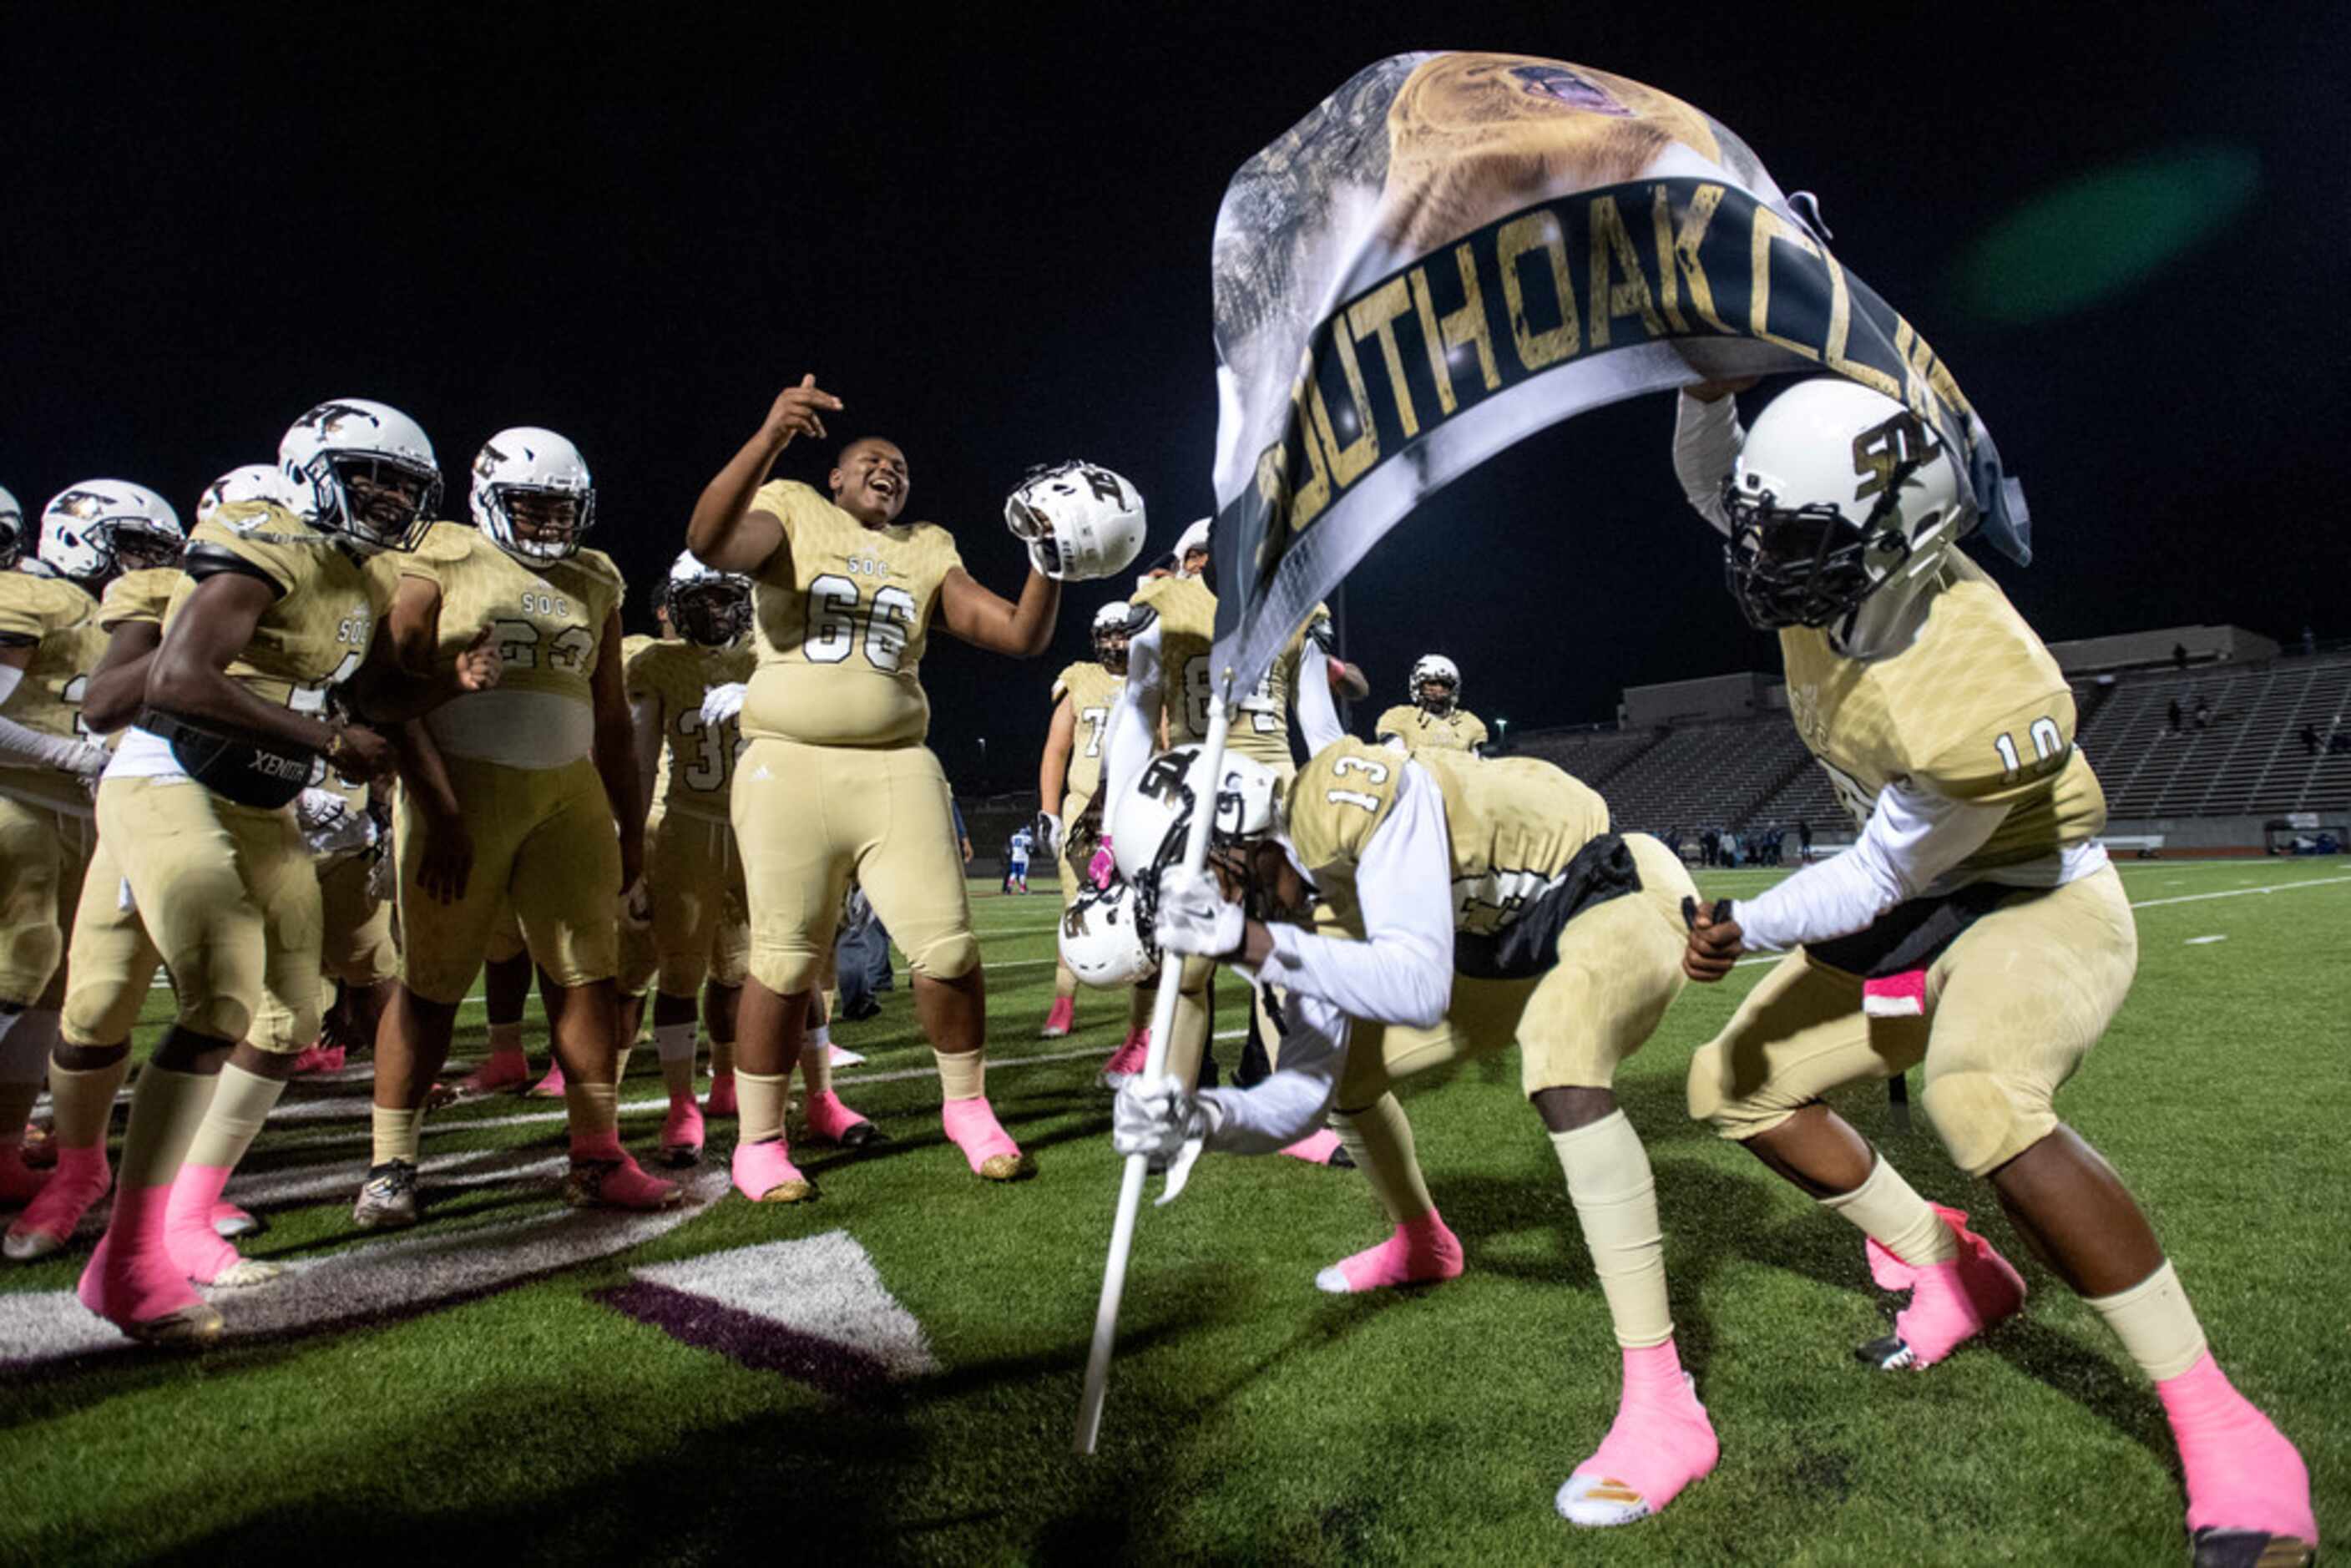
1571, 1342, 1720, 1510
1316, 1211, 1464, 1293
163, 1163, 243, 1284
941, 1096, 1025, 1176
2157, 1352, 2318, 1546
10, 1143, 109, 1246
572, 1150, 678, 1210
77, 1184, 206, 1328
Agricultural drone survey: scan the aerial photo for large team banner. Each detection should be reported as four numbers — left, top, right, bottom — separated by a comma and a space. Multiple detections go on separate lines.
1206, 52, 2032, 691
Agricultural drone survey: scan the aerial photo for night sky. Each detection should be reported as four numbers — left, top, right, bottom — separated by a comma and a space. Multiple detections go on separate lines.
8, 3, 2346, 792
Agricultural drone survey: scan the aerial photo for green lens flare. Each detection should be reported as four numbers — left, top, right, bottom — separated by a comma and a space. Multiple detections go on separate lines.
1949, 144, 2261, 325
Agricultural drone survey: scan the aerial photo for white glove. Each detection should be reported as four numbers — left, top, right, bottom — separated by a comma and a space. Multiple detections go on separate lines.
1111, 1074, 1225, 1205
1038, 812, 1064, 857
1153, 864, 1245, 959
366, 850, 394, 904
295, 787, 373, 857
700, 682, 747, 727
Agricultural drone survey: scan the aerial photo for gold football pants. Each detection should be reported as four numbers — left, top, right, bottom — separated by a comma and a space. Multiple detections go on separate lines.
619, 807, 750, 996
1686, 864, 2137, 1176
0, 794, 92, 1008
732, 738, 975, 995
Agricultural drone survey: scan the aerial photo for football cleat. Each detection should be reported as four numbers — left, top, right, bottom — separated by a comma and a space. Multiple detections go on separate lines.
1555, 1365, 1718, 1529
527, 1063, 567, 1099
704, 1070, 738, 1118
1099, 1031, 1150, 1090
458, 1052, 533, 1096
286, 1042, 346, 1075
660, 1100, 705, 1168
211, 1201, 264, 1240
731, 1140, 815, 1204
6, 1146, 109, 1261
1314, 1214, 1464, 1294
78, 1223, 224, 1348
803, 1090, 886, 1150
942, 1097, 1033, 1181
563, 1155, 681, 1211
1039, 996, 1076, 1039
352, 1161, 421, 1231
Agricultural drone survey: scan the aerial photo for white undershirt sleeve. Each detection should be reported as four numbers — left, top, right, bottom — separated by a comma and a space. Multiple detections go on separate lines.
1294, 651, 1347, 755
0, 663, 107, 776
1671, 392, 1745, 536
1100, 620, 1163, 826
1253, 761, 1454, 1028
1197, 990, 1350, 1153
1731, 778, 2009, 951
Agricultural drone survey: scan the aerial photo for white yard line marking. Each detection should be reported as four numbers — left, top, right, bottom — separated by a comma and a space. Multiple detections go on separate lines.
2186, 935, 2229, 945
2129, 876, 2351, 909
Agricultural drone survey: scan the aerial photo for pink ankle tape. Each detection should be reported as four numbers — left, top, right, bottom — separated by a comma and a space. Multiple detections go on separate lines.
1279, 1128, 1343, 1163
13, 1145, 109, 1241
164, 1165, 240, 1282
570, 1130, 626, 1163
2157, 1353, 2318, 1542
1575, 1342, 1718, 1508
805, 1091, 868, 1141
1893, 1230, 2025, 1366
1330, 1214, 1463, 1292
942, 1097, 1018, 1160
78, 1187, 205, 1325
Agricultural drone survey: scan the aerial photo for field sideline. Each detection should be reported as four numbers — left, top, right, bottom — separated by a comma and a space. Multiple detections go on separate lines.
3, 858, 2345, 1564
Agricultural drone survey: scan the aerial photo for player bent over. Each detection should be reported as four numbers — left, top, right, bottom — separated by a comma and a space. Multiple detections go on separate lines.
687, 375, 1141, 1201
1672, 376, 2314, 1565
1109, 735, 1717, 1527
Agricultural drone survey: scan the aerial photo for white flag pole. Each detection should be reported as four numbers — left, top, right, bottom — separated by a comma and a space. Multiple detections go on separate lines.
1073, 680, 1236, 1455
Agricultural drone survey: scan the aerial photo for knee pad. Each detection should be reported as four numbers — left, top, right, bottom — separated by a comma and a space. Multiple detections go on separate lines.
1684, 1041, 1727, 1125
749, 943, 822, 998
908, 930, 978, 983
1919, 1068, 2052, 1178
1683, 1039, 1797, 1143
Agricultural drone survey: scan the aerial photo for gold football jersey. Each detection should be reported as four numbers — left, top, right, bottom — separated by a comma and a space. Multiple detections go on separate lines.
1375, 703, 1489, 753
628, 635, 755, 820
740, 479, 964, 748
1287, 737, 1610, 937
1779, 550, 2105, 873
392, 522, 624, 701
1050, 659, 1124, 812
160, 503, 384, 714
0, 572, 108, 809
98, 568, 180, 632
1131, 574, 1326, 768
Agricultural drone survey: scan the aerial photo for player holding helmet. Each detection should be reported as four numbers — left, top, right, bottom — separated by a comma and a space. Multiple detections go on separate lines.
685, 374, 1142, 1201
1034, 599, 1148, 1042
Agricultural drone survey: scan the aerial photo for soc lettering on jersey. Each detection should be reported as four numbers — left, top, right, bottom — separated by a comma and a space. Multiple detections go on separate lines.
395, 521, 624, 701
740, 480, 964, 749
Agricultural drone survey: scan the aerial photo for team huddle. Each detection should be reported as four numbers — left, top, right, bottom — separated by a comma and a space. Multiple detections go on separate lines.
0, 368, 2314, 1563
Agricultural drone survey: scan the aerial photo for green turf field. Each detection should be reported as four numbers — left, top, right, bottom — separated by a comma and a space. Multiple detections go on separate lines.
3, 859, 2345, 1564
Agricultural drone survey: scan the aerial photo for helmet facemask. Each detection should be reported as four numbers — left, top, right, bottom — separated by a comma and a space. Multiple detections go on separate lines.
1093, 620, 1130, 674
308, 451, 442, 554
671, 577, 751, 646
482, 482, 593, 564
104, 520, 186, 578
1721, 466, 1929, 632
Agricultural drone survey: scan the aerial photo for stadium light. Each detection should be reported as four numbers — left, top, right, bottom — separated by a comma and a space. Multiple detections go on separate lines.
1494, 716, 1509, 750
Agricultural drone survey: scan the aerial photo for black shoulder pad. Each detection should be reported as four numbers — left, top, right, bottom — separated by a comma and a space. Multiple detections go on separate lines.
183, 542, 287, 600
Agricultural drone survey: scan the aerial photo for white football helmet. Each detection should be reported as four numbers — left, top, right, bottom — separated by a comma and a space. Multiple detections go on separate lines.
1172, 517, 1213, 577
195, 463, 301, 531
0, 486, 23, 570
1724, 378, 1968, 630
1091, 599, 1132, 672
1410, 654, 1460, 715
1109, 744, 1283, 907
1004, 461, 1146, 583
281, 398, 442, 553
471, 427, 595, 563
666, 549, 752, 646
1059, 880, 1158, 989
38, 481, 185, 585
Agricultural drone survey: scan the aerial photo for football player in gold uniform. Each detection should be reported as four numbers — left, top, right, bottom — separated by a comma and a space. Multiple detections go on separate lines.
1109, 731, 1717, 1528
60, 399, 493, 1344
1672, 377, 2313, 1564
0, 483, 181, 1211
620, 551, 756, 1166
1035, 599, 1145, 1043
686, 377, 1138, 1201
1374, 655, 1489, 754
1095, 521, 1366, 1158
361, 426, 669, 1230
